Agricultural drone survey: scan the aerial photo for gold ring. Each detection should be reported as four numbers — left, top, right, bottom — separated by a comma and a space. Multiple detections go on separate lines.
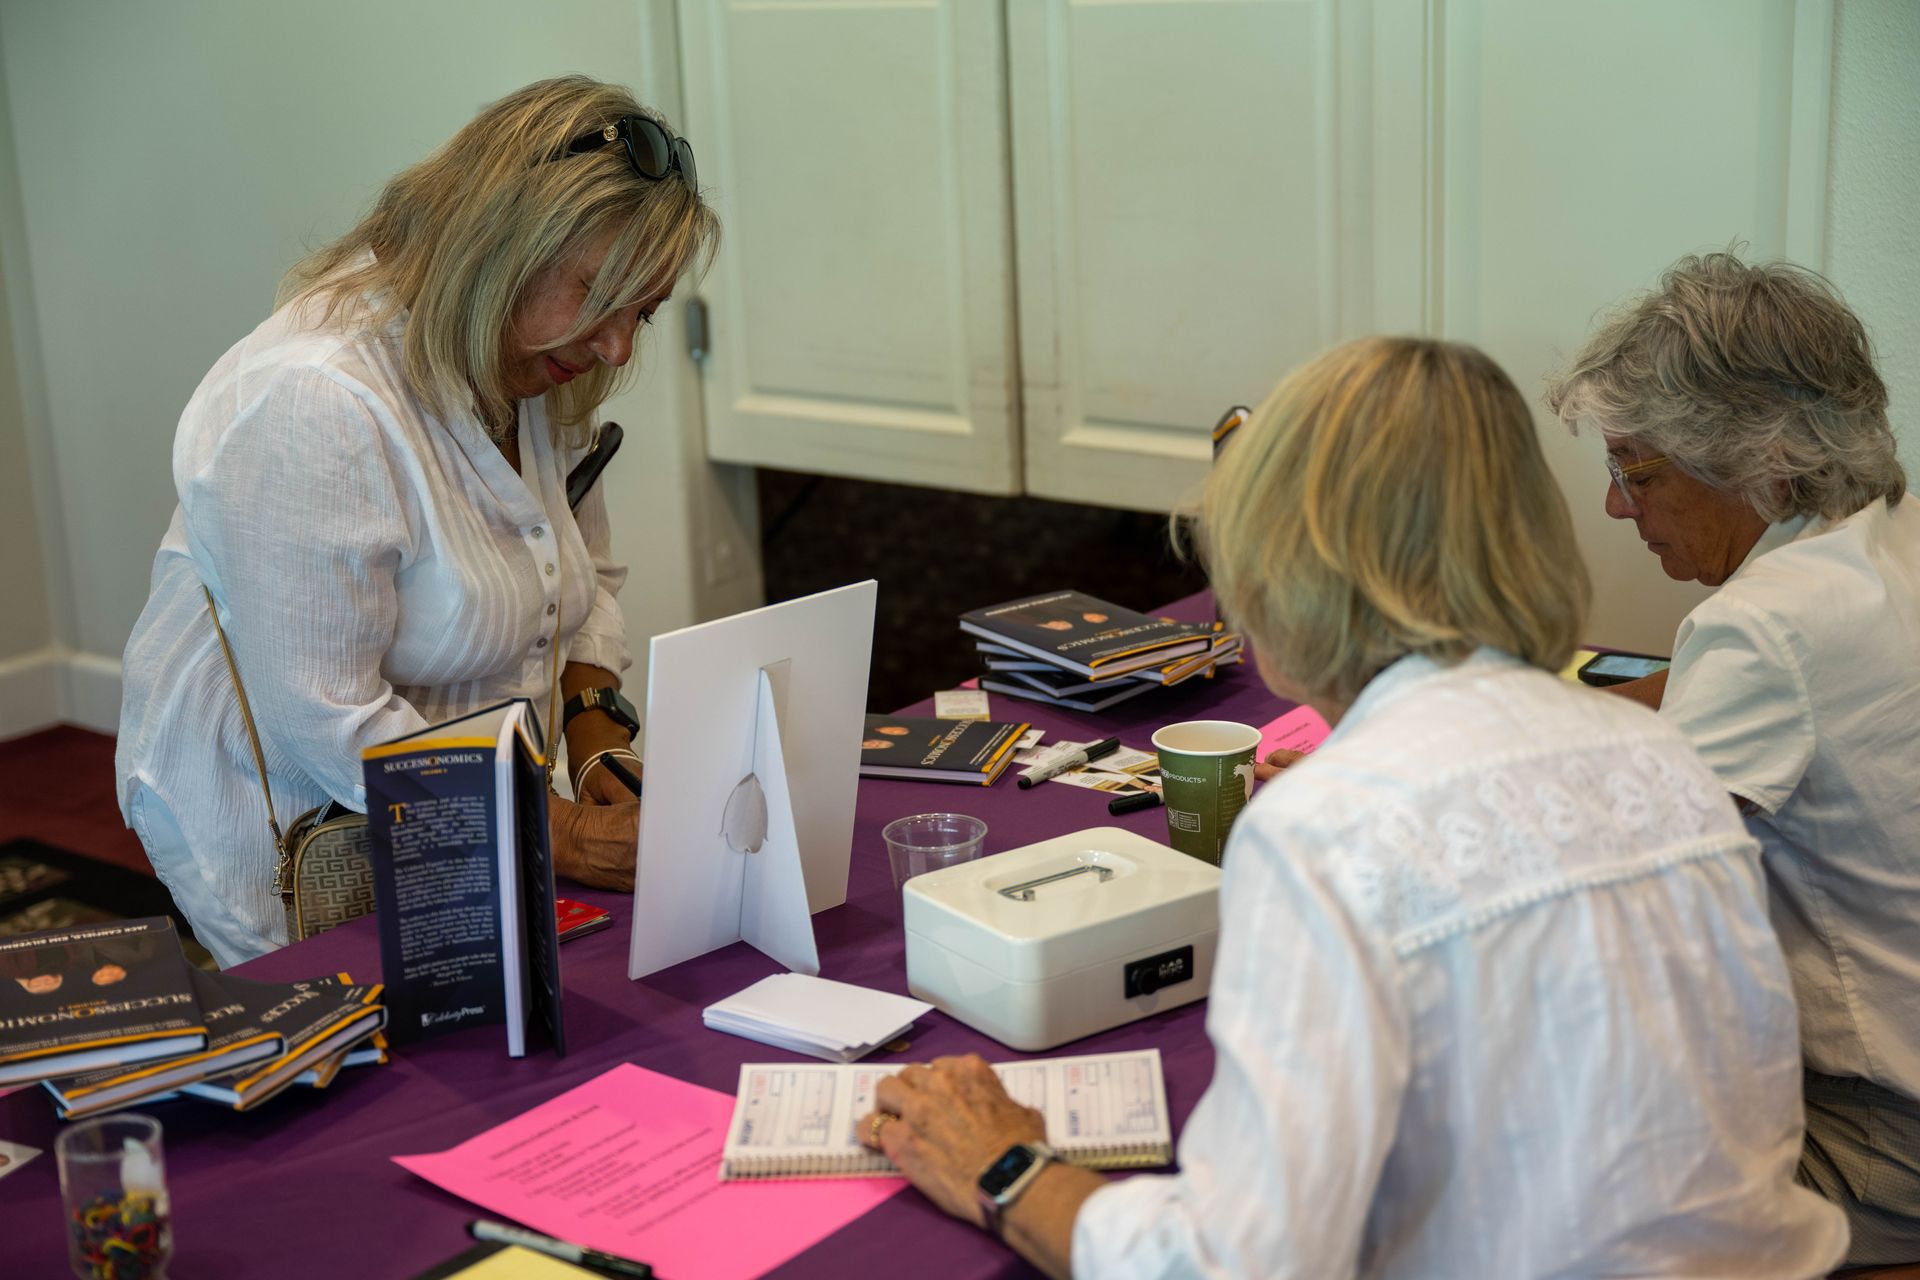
868, 1112, 895, 1143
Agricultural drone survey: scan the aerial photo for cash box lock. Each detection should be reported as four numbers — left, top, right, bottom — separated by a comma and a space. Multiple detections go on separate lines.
1125, 945, 1194, 998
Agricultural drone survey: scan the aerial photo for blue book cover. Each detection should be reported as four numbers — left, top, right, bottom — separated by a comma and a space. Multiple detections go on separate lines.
362, 699, 564, 1058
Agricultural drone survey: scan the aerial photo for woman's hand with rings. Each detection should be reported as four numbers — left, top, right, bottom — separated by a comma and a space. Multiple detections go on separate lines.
857, 1055, 1046, 1229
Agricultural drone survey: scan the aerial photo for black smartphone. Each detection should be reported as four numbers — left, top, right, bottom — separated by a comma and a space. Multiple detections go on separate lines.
565, 421, 624, 511
1577, 651, 1671, 687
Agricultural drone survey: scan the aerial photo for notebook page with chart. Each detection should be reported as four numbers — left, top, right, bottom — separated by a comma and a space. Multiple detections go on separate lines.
719, 1048, 1172, 1180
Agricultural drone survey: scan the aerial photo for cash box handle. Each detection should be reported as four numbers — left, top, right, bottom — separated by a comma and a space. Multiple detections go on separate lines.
998, 864, 1115, 902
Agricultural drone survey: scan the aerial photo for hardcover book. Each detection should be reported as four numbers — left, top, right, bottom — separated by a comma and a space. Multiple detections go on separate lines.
960, 591, 1211, 679
979, 675, 1159, 714
859, 714, 1031, 786
43, 967, 309, 1118
555, 897, 612, 942
0, 918, 205, 1086
363, 698, 565, 1058
179, 979, 385, 1112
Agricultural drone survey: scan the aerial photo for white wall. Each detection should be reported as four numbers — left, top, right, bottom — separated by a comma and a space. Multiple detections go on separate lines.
0, 1, 1912, 741
0, 0, 759, 737
1828, 0, 1920, 473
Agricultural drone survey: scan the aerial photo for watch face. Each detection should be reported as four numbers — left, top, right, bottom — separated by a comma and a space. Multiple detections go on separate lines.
978, 1144, 1040, 1198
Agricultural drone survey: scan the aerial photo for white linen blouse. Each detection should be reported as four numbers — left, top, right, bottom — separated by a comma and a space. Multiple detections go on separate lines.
116, 289, 629, 961
1071, 649, 1846, 1278
1660, 496, 1920, 1098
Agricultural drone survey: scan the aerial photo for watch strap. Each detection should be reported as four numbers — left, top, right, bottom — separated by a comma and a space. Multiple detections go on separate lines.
562, 686, 638, 737
976, 1141, 1057, 1236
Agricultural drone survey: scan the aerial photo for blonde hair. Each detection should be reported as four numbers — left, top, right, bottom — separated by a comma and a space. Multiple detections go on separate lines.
1196, 338, 1588, 708
278, 76, 719, 445
1546, 251, 1903, 522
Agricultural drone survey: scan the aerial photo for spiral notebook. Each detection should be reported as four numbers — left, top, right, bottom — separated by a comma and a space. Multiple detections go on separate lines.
720, 1047, 1172, 1180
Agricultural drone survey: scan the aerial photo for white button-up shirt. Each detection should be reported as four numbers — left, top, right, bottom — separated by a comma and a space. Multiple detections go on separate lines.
116, 289, 630, 960
1661, 496, 1920, 1097
1072, 649, 1845, 1278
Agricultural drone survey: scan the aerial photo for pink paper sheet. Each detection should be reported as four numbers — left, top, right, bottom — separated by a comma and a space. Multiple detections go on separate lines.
1258, 705, 1331, 761
394, 1064, 904, 1280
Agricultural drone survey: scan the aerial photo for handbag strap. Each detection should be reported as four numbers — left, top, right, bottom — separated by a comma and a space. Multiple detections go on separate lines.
201, 585, 293, 895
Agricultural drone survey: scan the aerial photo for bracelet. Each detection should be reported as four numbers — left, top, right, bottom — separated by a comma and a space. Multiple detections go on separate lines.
575, 747, 644, 794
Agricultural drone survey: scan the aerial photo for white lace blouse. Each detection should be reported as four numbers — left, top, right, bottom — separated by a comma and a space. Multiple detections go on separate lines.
116, 292, 629, 962
1071, 649, 1847, 1278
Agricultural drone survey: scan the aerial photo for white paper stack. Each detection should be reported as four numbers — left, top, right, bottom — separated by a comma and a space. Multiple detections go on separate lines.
703, 973, 933, 1062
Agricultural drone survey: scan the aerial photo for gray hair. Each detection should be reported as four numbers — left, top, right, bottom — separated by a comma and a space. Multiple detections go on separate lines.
1545, 251, 1904, 523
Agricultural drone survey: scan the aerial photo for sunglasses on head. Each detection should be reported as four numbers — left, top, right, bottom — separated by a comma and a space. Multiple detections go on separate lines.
553, 115, 696, 194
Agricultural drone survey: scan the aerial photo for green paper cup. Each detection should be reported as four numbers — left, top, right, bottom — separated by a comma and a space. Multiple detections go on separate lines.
1150, 720, 1261, 866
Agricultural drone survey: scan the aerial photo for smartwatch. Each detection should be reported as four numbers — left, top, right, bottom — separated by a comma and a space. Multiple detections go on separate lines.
976, 1140, 1057, 1235
562, 686, 639, 740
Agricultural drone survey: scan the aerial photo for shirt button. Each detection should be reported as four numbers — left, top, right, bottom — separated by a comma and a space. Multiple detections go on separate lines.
531, 527, 545, 539
545, 563, 556, 576
536, 638, 548, 649
546, 603, 557, 616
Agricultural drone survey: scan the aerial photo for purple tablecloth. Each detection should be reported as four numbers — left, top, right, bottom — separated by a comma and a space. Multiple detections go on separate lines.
0, 593, 1289, 1278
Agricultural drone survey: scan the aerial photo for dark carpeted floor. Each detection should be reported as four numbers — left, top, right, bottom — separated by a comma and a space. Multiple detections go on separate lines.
0, 725, 212, 967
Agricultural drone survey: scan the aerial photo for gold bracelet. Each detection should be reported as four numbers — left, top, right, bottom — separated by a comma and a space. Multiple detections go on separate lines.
575, 747, 643, 793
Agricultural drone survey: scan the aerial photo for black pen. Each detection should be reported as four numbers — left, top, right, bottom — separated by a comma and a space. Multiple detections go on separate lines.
1108, 790, 1164, 816
468, 1219, 653, 1278
600, 754, 644, 799
1018, 736, 1122, 789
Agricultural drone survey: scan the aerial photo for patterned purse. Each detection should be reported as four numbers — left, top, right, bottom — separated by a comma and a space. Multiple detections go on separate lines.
202, 587, 377, 943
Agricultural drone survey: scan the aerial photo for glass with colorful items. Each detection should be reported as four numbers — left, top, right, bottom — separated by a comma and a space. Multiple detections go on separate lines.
56, 1113, 171, 1280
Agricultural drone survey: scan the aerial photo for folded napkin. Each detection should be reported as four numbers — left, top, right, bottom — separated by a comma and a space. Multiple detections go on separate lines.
703, 973, 933, 1063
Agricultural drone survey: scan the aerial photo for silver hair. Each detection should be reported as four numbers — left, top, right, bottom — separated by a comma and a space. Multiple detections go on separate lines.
1546, 251, 1905, 523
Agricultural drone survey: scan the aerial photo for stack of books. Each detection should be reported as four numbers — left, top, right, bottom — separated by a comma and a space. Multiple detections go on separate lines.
962, 590, 1242, 712
0, 917, 388, 1119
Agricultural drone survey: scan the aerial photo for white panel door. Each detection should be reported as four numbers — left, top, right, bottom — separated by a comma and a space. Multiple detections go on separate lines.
681, 0, 1022, 494
1432, 0, 1831, 656
1010, 0, 1411, 512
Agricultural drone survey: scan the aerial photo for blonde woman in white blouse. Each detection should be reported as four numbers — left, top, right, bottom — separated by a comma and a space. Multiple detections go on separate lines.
116, 78, 718, 967
856, 338, 1846, 1278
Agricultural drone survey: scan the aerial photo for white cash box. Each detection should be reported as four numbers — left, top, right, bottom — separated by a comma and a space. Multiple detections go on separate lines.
903, 826, 1220, 1051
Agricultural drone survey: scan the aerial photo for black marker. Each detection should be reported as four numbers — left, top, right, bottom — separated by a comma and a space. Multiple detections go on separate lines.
1017, 737, 1121, 789
469, 1220, 652, 1279
1108, 790, 1164, 816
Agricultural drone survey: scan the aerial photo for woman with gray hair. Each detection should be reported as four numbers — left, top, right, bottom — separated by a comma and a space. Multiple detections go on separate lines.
1549, 251, 1920, 1267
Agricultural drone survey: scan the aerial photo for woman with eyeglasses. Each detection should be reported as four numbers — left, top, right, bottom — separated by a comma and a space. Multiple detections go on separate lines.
858, 338, 1844, 1278
1549, 251, 1920, 1267
115, 77, 716, 966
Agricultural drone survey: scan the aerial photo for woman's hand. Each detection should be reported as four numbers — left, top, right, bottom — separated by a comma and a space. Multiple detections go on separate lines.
547, 792, 638, 891
1253, 748, 1306, 782
575, 750, 642, 805
566, 713, 640, 805
859, 1055, 1047, 1228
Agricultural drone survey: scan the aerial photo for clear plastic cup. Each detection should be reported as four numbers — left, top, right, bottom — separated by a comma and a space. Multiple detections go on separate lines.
56, 1113, 171, 1280
882, 813, 988, 889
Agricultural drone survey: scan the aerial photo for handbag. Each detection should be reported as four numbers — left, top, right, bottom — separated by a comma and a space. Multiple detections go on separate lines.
203, 586, 377, 943
196, 427, 615, 942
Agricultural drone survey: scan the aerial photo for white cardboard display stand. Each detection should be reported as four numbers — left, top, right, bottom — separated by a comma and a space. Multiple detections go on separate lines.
628, 581, 876, 980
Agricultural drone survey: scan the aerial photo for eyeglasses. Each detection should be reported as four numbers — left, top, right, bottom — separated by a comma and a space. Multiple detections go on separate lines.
554, 116, 696, 194
1605, 451, 1670, 512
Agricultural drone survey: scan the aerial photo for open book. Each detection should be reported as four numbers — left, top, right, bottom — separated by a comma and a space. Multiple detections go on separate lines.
720, 1047, 1172, 1180
363, 698, 563, 1058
